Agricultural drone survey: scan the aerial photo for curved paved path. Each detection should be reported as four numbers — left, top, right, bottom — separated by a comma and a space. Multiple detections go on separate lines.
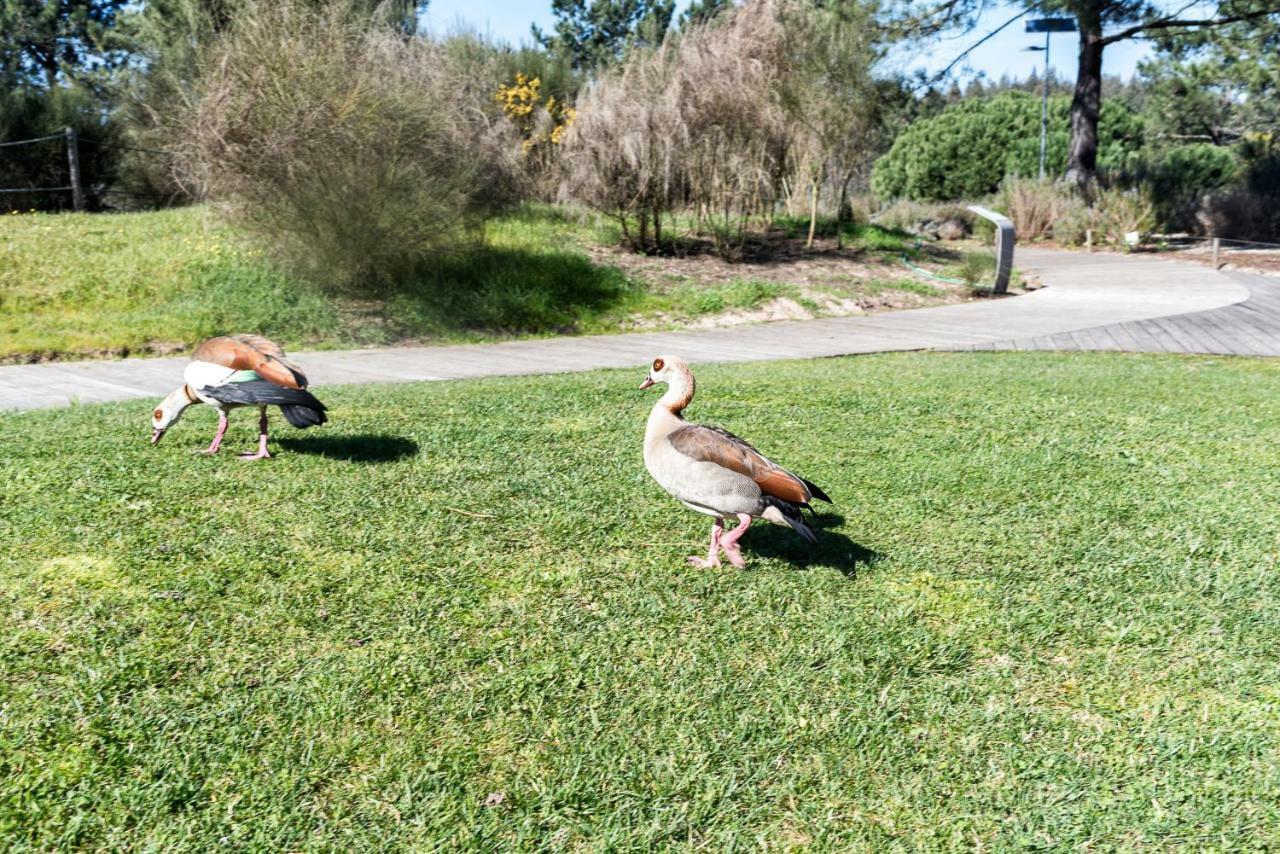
964, 268, 1280, 355
0, 249, 1269, 412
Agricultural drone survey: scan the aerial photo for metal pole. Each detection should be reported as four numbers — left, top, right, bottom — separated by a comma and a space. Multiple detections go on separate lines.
65, 126, 85, 212
1212, 237, 1220, 269
1039, 32, 1049, 180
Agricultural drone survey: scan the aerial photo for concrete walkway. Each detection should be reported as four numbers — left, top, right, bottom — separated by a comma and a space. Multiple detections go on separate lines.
0, 248, 1267, 412
965, 268, 1280, 356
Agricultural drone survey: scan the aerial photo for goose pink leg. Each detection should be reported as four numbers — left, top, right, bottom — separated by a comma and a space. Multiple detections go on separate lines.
200, 412, 229, 455
239, 409, 271, 461
687, 519, 724, 568
718, 513, 753, 568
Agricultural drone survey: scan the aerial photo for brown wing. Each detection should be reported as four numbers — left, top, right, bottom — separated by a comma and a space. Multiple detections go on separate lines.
229, 333, 286, 359
668, 424, 812, 505
231, 334, 309, 387
191, 335, 306, 389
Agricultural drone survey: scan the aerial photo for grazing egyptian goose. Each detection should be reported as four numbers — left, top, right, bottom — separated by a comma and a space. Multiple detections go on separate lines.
641, 355, 831, 568
150, 334, 327, 460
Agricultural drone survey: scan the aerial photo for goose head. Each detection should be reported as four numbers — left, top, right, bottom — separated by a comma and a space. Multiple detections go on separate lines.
151, 386, 196, 444
640, 355, 695, 413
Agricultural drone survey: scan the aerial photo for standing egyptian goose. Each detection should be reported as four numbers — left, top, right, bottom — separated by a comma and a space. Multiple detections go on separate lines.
641, 355, 831, 568
150, 334, 327, 460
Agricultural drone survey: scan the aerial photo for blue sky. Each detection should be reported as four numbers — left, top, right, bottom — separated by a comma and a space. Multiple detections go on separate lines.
421, 0, 1155, 83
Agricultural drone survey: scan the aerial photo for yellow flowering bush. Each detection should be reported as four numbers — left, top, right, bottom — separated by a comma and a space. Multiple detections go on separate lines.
495, 74, 576, 156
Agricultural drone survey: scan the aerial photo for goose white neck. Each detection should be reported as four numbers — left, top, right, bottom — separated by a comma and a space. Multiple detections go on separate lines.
658, 369, 695, 416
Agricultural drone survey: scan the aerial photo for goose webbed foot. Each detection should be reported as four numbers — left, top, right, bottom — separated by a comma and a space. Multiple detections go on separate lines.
687, 519, 725, 569
238, 412, 271, 461
718, 513, 753, 568
198, 412, 230, 455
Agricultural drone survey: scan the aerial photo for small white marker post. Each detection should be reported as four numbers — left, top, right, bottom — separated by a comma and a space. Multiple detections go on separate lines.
967, 205, 1015, 295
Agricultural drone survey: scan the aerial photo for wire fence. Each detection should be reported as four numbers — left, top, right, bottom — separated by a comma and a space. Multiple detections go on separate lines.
0, 126, 177, 210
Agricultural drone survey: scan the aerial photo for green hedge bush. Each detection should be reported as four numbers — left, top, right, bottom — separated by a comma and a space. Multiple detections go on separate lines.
871, 92, 1146, 201
1146, 143, 1240, 231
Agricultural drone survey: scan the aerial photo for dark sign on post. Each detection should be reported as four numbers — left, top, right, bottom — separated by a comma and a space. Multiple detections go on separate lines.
1026, 17, 1077, 32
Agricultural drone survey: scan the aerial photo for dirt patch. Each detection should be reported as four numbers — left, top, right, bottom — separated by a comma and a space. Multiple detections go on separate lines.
593, 234, 1034, 331
588, 237, 943, 292
0, 340, 188, 366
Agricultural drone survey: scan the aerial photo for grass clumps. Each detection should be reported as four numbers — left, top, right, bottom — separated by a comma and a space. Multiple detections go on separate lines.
688, 280, 790, 314
3, 352, 1280, 847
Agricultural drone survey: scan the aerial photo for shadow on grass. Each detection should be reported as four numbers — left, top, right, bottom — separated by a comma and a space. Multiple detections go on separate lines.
384, 246, 639, 336
744, 512, 881, 579
276, 433, 418, 464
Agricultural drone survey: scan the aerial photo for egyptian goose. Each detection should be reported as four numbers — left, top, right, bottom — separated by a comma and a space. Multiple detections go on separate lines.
641, 355, 831, 568
150, 334, 327, 460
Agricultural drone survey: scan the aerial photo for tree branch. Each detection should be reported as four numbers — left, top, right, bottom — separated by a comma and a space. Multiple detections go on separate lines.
917, 9, 1028, 88
1100, 6, 1280, 46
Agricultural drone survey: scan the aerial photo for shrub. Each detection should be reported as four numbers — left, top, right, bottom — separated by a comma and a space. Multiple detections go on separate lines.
1052, 200, 1094, 246
871, 198, 972, 234
1195, 144, 1280, 241
958, 250, 995, 287
558, 0, 790, 256
1095, 187, 1156, 248
1147, 143, 1239, 231
179, 1, 523, 292
871, 92, 1145, 201
999, 176, 1095, 243
999, 177, 1060, 241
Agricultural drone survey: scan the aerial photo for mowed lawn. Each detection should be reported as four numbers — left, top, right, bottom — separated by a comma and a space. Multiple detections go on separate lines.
3, 352, 1280, 849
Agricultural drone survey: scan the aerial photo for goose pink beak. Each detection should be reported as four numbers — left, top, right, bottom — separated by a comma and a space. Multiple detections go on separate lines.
151, 428, 165, 445
639, 377, 655, 390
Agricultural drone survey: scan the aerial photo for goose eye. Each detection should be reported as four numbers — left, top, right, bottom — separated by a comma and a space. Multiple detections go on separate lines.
153, 408, 164, 421
652, 358, 665, 372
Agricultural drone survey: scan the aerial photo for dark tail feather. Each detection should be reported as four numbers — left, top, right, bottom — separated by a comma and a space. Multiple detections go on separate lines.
280, 404, 327, 428
765, 497, 819, 545
280, 361, 308, 389
802, 477, 832, 504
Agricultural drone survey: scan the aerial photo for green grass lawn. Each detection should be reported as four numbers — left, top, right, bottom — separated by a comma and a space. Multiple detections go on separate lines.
0, 204, 633, 361
4, 352, 1279, 848
0, 206, 964, 364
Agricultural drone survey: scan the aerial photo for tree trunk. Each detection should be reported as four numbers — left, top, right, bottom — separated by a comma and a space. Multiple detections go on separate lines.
806, 178, 819, 250
1065, 14, 1104, 190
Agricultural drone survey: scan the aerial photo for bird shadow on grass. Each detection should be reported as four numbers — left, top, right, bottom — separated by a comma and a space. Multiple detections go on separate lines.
743, 513, 881, 579
276, 434, 418, 464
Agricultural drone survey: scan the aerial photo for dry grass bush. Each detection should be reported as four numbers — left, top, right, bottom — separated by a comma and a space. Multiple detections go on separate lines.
870, 198, 971, 234
1094, 187, 1155, 248
558, 0, 791, 257
1051, 202, 1094, 247
179, 1, 523, 291
1000, 177, 1063, 241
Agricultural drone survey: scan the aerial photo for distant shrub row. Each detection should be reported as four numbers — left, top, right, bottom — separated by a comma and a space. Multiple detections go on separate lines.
870, 92, 1145, 202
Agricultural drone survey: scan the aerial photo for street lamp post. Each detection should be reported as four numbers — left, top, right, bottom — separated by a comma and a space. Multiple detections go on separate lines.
1025, 17, 1077, 181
